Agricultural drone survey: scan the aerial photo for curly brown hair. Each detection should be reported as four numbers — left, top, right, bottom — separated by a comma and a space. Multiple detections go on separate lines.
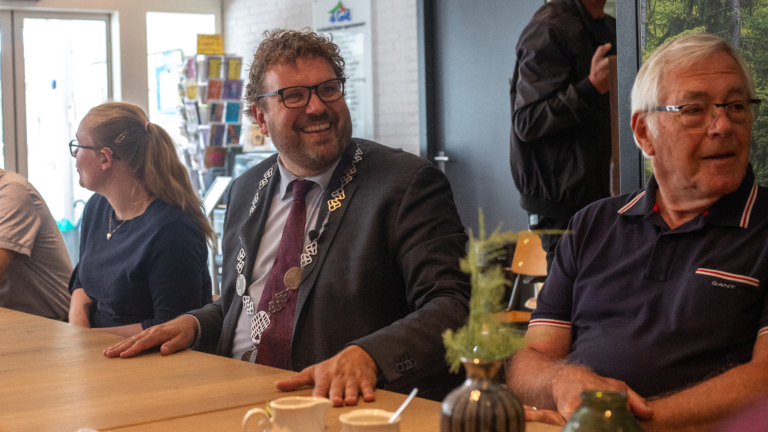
242, 28, 346, 120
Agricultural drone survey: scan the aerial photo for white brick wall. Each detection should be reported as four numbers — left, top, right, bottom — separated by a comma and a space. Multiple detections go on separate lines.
222, 0, 420, 155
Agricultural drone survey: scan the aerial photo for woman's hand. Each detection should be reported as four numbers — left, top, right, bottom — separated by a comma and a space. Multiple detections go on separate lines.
69, 288, 92, 328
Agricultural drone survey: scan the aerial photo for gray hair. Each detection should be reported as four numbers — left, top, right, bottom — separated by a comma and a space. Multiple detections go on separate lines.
631, 32, 755, 144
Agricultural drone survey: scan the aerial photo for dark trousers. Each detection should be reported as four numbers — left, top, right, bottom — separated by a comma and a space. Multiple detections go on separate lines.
527, 213, 572, 274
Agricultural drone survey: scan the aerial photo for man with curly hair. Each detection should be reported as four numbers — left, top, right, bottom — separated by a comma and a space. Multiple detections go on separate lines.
105, 29, 471, 405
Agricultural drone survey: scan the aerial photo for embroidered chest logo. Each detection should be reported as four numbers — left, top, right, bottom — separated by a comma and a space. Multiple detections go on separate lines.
711, 280, 736, 289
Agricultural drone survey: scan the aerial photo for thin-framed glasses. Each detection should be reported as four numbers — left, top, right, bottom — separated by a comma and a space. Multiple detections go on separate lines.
257, 77, 346, 109
652, 99, 761, 128
69, 139, 121, 160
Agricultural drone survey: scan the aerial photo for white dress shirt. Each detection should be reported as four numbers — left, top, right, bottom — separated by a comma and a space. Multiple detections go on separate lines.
230, 157, 339, 361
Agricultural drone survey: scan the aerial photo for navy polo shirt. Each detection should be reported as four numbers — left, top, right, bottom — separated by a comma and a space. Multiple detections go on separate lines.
532, 166, 768, 398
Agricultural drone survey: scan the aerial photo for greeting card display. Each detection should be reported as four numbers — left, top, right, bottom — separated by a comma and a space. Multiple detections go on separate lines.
185, 82, 199, 100
209, 103, 225, 123
223, 80, 243, 101
225, 102, 241, 123
185, 58, 197, 79
224, 57, 243, 80
226, 124, 242, 145
209, 124, 226, 147
206, 79, 224, 101
204, 146, 227, 168
206, 56, 223, 80
185, 101, 200, 125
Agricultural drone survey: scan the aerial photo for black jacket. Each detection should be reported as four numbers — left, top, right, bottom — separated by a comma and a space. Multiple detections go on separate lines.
510, 0, 616, 218
190, 140, 470, 400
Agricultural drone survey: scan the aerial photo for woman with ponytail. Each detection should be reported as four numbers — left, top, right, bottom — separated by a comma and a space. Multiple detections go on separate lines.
68, 102, 214, 337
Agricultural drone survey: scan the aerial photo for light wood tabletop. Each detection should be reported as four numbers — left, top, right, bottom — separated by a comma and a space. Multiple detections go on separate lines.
0, 307, 561, 432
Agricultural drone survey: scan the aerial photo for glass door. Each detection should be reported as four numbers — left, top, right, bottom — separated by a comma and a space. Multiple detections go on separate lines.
0, 11, 15, 170
12, 12, 111, 264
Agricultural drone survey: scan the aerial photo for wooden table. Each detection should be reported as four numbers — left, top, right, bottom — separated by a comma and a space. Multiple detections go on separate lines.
0, 307, 560, 432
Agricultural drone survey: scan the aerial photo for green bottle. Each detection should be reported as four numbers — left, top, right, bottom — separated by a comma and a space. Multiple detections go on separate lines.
563, 391, 644, 432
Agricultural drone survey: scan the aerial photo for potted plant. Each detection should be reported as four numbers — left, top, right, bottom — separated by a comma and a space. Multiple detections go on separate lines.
441, 210, 528, 432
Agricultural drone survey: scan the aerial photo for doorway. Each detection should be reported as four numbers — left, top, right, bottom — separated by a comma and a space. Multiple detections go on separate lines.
418, 0, 543, 234
1, 11, 111, 264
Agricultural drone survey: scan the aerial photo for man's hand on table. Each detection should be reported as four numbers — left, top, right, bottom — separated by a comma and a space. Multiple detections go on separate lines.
103, 315, 198, 358
275, 345, 378, 407
552, 365, 653, 421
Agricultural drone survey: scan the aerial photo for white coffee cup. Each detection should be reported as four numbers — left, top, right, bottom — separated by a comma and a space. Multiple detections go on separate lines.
339, 409, 401, 432
242, 396, 332, 432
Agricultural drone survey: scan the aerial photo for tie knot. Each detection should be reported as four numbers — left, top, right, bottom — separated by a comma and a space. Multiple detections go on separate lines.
291, 180, 313, 202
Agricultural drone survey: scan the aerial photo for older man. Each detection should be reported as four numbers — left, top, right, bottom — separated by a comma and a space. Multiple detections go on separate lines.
0, 168, 72, 320
508, 33, 768, 431
104, 29, 470, 405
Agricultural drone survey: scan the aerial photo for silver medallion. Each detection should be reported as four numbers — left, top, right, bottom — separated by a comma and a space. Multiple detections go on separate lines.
284, 267, 302, 290
236, 274, 247, 296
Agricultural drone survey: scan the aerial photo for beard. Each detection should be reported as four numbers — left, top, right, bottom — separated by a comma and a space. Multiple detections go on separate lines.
269, 107, 353, 175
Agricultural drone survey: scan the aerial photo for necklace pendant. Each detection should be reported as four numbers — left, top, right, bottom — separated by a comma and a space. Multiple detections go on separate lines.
268, 290, 289, 314
107, 233, 112, 240
284, 267, 302, 290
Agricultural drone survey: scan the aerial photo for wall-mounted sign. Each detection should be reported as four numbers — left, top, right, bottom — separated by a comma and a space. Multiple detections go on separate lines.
312, 0, 374, 140
197, 34, 224, 55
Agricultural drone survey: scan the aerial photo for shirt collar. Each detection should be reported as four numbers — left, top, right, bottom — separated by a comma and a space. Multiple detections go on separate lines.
618, 164, 758, 229
277, 156, 341, 199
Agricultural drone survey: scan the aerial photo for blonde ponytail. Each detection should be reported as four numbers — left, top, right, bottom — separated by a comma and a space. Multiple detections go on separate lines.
84, 102, 216, 246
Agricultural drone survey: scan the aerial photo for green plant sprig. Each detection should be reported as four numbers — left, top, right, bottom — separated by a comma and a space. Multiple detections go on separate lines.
442, 210, 528, 373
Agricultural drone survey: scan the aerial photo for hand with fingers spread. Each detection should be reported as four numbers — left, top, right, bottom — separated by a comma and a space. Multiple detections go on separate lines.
524, 405, 566, 426
103, 314, 198, 358
275, 345, 378, 407
552, 365, 653, 421
588, 43, 613, 94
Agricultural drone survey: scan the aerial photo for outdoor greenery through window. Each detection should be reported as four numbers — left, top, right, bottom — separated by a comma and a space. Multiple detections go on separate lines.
641, 0, 768, 186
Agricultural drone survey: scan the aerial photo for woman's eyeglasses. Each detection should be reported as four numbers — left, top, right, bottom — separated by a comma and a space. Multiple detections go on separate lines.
68, 139, 121, 160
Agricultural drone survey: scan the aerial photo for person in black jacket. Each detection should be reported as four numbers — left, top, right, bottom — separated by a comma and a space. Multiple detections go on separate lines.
510, 0, 616, 271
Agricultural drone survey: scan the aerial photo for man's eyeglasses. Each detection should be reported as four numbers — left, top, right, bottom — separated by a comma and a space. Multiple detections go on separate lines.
652, 99, 762, 129
257, 78, 346, 109
69, 140, 121, 160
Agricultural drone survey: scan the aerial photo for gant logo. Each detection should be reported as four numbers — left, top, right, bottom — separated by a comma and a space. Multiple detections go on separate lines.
712, 280, 736, 289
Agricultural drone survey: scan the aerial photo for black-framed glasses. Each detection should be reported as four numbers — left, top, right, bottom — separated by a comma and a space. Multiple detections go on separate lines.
652, 99, 761, 129
257, 77, 346, 109
69, 139, 121, 160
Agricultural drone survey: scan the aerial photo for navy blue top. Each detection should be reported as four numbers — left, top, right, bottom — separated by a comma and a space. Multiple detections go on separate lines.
71, 194, 212, 329
532, 166, 768, 398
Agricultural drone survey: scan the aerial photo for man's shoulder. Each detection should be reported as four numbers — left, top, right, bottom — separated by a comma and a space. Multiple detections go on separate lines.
228, 152, 280, 194
520, 0, 585, 50
353, 138, 440, 184
572, 190, 647, 225
235, 152, 280, 182
529, 0, 580, 27
355, 138, 428, 167
0, 170, 33, 198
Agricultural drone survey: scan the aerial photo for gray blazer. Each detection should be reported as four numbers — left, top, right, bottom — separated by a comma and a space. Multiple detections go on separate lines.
191, 139, 471, 399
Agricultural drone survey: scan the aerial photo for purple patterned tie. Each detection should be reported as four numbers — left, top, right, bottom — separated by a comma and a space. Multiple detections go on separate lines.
255, 179, 313, 368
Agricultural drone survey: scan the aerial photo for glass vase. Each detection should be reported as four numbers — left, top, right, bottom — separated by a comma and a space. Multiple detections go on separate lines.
563, 391, 644, 432
440, 358, 525, 432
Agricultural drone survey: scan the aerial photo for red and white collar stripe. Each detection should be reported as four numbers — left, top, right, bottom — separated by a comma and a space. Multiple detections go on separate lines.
618, 191, 646, 214
759, 327, 768, 338
740, 180, 758, 228
529, 319, 571, 329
